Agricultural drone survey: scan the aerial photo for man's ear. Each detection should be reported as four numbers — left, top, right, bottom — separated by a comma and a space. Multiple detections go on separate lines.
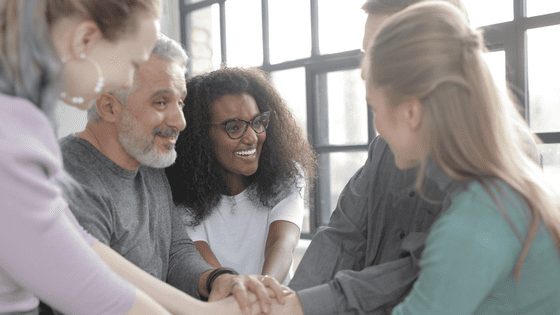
400, 97, 423, 131
69, 20, 102, 58
95, 93, 123, 123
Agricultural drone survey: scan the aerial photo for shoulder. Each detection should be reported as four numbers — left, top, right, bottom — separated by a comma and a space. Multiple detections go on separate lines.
58, 136, 110, 186
368, 136, 391, 159
140, 167, 174, 199
364, 136, 399, 176
59, 135, 96, 166
0, 94, 55, 142
450, 180, 527, 220
0, 94, 61, 177
140, 167, 171, 188
434, 179, 527, 250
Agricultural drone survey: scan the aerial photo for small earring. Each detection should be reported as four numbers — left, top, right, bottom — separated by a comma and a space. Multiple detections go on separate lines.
59, 52, 105, 106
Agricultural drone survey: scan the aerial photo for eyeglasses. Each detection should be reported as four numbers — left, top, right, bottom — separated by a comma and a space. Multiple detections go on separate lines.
212, 111, 271, 140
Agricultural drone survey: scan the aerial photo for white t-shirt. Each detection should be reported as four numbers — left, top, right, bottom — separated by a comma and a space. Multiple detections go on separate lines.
186, 184, 304, 282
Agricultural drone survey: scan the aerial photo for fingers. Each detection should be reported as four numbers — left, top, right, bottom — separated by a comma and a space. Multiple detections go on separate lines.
258, 275, 287, 304
211, 274, 288, 314
231, 280, 253, 315
245, 276, 272, 314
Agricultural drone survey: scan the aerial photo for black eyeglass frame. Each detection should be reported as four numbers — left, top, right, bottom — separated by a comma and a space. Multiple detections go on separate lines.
211, 111, 272, 140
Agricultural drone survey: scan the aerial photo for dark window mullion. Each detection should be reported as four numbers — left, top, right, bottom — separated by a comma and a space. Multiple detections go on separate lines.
310, 0, 319, 56
179, 0, 191, 74
306, 68, 319, 233
315, 72, 331, 229
220, 1, 227, 66
316, 153, 332, 227
183, 0, 222, 11
537, 132, 560, 144
261, 0, 270, 66
314, 144, 369, 153
523, 11, 560, 29
507, 0, 528, 120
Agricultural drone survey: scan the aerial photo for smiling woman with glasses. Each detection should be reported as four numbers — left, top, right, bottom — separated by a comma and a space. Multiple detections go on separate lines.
166, 67, 316, 284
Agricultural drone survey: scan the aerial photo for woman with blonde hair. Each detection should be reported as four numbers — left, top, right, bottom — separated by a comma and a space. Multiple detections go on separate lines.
363, 1, 560, 313
0, 1, 265, 314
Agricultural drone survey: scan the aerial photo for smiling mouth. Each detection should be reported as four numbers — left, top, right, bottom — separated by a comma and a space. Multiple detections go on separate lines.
158, 136, 177, 150
235, 148, 257, 157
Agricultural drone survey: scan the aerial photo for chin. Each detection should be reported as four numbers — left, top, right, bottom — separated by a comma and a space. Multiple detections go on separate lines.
240, 165, 259, 177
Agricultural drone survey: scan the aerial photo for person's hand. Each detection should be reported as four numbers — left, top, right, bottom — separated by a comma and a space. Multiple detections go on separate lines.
208, 274, 288, 315
205, 295, 261, 315
266, 292, 304, 315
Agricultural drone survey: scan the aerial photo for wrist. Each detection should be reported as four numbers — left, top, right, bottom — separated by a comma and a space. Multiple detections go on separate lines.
205, 267, 239, 295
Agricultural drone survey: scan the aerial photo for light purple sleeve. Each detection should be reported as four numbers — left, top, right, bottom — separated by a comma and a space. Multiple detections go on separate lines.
0, 96, 135, 315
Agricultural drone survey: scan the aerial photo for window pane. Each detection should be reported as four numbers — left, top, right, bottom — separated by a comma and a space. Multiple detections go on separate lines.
462, 0, 513, 27
318, 69, 368, 146
482, 50, 507, 97
270, 68, 307, 136
225, 0, 263, 67
319, 151, 368, 222
539, 144, 560, 185
527, 25, 560, 132
527, 0, 560, 17
269, 0, 311, 63
186, 5, 221, 76
318, 0, 366, 54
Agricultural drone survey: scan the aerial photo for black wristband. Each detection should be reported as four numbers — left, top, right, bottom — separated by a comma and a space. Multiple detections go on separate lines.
205, 267, 239, 295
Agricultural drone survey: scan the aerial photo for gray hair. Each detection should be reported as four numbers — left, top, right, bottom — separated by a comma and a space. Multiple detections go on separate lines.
87, 33, 188, 121
362, 0, 467, 16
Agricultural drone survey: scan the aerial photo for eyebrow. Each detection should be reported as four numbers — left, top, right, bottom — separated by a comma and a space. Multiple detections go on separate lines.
220, 112, 265, 123
151, 88, 187, 100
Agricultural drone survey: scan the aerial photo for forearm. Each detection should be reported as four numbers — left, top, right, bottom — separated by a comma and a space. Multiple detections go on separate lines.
195, 240, 222, 269
167, 242, 213, 297
93, 242, 205, 315
297, 257, 418, 315
262, 242, 294, 281
127, 289, 170, 315
263, 221, 300, 282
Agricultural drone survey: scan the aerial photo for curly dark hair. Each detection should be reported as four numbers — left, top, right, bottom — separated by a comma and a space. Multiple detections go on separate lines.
166, 67, 316, 225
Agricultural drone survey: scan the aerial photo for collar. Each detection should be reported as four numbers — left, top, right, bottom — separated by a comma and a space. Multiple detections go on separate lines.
424, 158, 456, 193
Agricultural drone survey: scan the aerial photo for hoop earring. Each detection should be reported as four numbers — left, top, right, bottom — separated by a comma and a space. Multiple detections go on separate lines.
59, 52, 105, 106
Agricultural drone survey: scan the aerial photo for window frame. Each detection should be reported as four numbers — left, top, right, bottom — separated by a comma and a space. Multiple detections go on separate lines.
179, 0, 560, 239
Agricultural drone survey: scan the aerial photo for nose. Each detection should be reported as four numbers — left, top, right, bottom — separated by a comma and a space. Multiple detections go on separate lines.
166, 102, 187, 132
240, 124, 258, 144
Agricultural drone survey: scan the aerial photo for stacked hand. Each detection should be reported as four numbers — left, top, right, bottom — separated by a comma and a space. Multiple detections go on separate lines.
209, 274, 292, 315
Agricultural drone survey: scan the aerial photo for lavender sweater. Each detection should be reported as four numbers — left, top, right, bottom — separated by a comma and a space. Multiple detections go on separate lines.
0, 94, 134, 314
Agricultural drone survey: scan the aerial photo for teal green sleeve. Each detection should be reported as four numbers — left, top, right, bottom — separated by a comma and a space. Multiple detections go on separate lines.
392, 183, 523, 315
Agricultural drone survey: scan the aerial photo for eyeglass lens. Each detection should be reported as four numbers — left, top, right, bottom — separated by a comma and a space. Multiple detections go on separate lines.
224, 112, 270, 139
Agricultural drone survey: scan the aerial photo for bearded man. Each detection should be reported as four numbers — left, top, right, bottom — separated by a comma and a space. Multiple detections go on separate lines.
58, 35, 281, 313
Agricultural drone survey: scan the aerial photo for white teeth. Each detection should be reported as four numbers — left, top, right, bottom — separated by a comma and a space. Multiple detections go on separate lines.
235, 148, 256, 156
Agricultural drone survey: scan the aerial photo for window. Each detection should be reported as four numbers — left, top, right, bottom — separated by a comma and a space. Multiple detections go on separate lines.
180, 0, 560, 238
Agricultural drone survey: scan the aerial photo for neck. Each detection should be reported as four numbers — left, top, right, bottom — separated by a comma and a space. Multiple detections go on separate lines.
78, 122, 140, 171
223, 173, 249, 196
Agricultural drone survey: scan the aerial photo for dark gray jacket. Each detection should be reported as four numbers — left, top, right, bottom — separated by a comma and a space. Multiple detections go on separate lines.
290, 136, 448, 315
